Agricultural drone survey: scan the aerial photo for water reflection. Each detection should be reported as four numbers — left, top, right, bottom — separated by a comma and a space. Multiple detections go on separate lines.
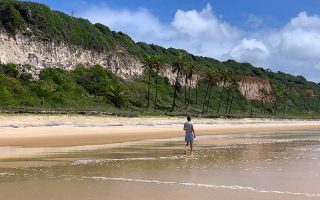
1, 131, 320, 200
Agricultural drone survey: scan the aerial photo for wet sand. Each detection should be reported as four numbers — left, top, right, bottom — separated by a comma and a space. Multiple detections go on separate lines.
1, 130, 320, 200
1, 114, 320, 199
0, 114, 320, 160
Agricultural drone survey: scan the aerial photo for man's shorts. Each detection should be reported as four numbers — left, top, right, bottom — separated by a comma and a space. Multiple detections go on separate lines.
185, 133, 194, 142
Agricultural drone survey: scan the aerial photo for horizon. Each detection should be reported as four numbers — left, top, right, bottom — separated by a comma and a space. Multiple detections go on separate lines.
21, 0, 320, 83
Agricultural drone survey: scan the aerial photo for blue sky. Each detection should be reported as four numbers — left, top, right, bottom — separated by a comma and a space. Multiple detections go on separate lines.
25, 0, 320, 82
28, 0, 320, 29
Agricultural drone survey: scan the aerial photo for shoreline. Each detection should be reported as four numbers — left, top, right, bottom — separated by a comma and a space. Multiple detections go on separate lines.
0, 115, 320, 148
1, 115, 319, 198
1, 110, 320, 120
0, 115, 319, 162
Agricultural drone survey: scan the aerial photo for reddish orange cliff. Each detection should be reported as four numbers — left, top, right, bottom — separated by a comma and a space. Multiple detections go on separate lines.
239, 76, 271, 101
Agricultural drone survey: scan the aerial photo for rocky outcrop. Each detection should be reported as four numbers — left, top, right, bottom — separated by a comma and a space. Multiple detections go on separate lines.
239, 76, 272, 101
0, 30, 143, 79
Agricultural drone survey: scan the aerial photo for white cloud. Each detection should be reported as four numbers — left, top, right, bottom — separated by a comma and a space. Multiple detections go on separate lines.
79, 4, 320, 82
275, 13, 320, 61
172, 4, 238, 39
230, 39, 269, 66
246, 14, 264, 28
170, 4, 241, 58
265, 12, 320, 81
79, 6, 175, 44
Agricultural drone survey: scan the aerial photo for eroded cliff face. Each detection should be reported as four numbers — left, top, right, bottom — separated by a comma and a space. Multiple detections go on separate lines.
0, 30, 272, 100
0, 30, 143, 79
239, 76, 272, 101
0, 30, 194, 86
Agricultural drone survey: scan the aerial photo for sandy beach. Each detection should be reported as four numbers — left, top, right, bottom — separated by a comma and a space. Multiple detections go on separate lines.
1, 114, 320, 200
0, 114, 319, 160
0, 115, 320, 147
0, 114, 320, 148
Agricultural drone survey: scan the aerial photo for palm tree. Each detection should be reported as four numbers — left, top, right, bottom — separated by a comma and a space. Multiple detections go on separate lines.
185, 63, 195, 109
191, 66, 203, 105
303, 90, 314, 113
226, 75, 240, 114
258, 88, 268, 114
282, 91, 288, 116
216, 68, 232, 113
271, 85, 284, 116
171, 53, 188, 112
107, 79, 126, 108
202, 82, 210, 114
153, 55, 164, 111
201, 68, 217, 114
142, 55, 155, 108
249, 100, 254, 117
224, 86, 232, 114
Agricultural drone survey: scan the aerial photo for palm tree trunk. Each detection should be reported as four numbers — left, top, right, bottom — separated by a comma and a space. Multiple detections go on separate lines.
282, 102, 286, 117
250, 103, 253, 117
185, 80, 192, 110
184, 74, 188, 106
195, 84, 198, 105
275, 100, 278, 116
195, 76, 198, 105
278, 100, 281, 116
147, 70, 151, 108
260, 98, 264, 113
154, 68, 159, 111
202, 84, 210, 114
171, 69, 180, 112
205, 85, 212, 113
41, 97, 45, 106
216, 81, 225, 113
228, 93, 234, 114
225, 91, 231, 114
274, 100, 278, 116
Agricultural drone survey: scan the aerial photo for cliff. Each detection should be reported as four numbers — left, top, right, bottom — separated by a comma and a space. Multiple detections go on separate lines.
0, 1, 319, 115
239, 77, 271, 101
0, 30, 143, 79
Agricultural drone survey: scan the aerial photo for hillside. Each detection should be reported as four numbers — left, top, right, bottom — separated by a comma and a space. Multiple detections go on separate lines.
0, 0, 320, 118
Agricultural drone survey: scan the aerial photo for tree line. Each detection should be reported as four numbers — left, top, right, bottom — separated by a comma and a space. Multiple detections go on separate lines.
140, 52, 318, 117
0, 55, 316, 116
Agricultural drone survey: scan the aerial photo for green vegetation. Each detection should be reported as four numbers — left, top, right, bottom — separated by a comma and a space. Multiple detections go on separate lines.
0, 1, 320, 118
1, 62, 320, 118
0, 0, 114, 51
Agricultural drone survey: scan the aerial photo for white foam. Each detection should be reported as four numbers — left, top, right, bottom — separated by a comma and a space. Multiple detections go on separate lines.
0, 172, 14, 177
72, 155, 184, 165
90, 177, 176, 184
85, 176, 320, 197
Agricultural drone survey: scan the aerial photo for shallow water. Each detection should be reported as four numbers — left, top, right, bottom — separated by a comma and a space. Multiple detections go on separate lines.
1, 130, 320, 200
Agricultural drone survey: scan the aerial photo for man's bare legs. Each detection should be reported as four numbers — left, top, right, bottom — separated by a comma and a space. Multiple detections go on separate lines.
185, 141, 193, 154
185, 142, 189, 154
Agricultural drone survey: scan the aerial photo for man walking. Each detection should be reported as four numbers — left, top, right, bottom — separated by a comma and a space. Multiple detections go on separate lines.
184, 116, 196, 154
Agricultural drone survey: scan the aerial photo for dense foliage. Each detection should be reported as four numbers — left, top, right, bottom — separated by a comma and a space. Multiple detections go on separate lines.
0, 0, 320, 117
0, 63, 319, 118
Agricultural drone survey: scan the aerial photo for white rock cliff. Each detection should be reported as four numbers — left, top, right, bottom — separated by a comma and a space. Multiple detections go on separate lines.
0, 30, 143, 79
